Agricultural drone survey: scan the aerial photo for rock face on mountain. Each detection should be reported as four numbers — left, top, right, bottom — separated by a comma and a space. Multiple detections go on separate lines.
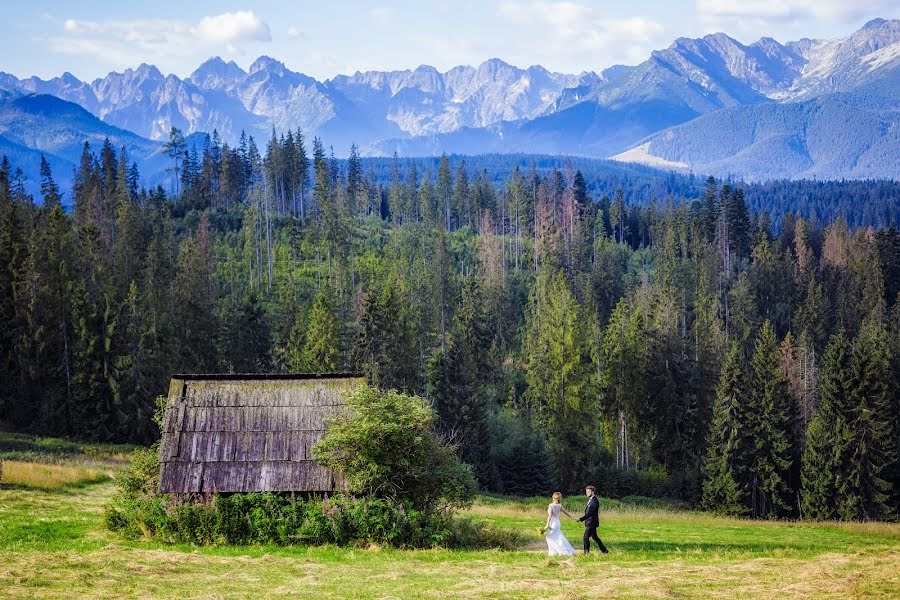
328, 59, 578, 137
0, 19, 896, 180
613, 19, 900, 180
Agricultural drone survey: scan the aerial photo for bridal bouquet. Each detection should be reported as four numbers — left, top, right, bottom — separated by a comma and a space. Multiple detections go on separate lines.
537, 528, 546, 537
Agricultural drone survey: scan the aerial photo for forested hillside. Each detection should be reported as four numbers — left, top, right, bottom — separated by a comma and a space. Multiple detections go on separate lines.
0, 128, 898, 520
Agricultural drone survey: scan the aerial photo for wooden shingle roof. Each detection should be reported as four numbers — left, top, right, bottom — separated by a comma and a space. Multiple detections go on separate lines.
158, 374, 362, 494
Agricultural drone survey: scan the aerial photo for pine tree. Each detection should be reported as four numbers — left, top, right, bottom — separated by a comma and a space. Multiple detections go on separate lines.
701, 344, 747, 515
747, 321, 797, 518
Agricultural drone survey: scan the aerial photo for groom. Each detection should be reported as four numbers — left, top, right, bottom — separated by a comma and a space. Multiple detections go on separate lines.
578, 485, 609, 554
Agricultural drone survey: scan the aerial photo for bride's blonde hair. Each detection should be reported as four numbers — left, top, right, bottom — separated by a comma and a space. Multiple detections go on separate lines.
552, 492, 562, 502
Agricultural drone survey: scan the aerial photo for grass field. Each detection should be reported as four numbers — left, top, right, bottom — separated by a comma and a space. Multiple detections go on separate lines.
1, 434, 898, 599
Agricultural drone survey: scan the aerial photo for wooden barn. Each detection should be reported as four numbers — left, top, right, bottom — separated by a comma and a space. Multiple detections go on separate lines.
158, 373, 362, 494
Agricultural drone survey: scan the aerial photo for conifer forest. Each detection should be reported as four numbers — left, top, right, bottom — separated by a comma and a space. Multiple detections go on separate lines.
1, 128, 898, 521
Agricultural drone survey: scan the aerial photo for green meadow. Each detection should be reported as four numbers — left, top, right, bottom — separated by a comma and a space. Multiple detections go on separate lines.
1, 435, 898, 599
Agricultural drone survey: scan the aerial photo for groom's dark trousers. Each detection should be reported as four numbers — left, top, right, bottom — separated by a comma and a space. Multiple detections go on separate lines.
579, 495, 609, 553
583, 525, 608, 553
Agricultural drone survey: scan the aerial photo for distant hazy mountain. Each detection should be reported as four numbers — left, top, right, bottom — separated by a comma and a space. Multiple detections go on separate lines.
373, 18, 899, 176
0, 91, 169, 196
0, 55, 578, 149
0, 18, 896, 181
613, 74, 900, 181
610, 18, 900, 179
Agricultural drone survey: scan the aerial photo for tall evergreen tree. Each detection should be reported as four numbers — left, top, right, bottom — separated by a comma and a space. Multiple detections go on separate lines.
841, 323, 896, 520
356, 284, 418, 392
301, 290, 341, 374
220, 292, 272, 374
801, 330, 853, 520
525, 270, 599, 488
427, 278, 495, 483
747, 321, 796, 518
701, 344, 747, 515
0, 158, 26, 424
172, 219, 218, 373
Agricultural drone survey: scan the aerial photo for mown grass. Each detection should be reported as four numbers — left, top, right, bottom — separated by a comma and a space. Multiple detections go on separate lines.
0, 435, 898, 598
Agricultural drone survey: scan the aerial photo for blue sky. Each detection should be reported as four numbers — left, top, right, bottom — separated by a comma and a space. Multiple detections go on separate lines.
3, 1, 895, 80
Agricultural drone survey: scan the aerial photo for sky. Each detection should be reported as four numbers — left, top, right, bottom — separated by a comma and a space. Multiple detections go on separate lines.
2, 1, 896, 81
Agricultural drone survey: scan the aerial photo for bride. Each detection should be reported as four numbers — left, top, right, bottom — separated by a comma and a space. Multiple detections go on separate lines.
544, 492, 576, 556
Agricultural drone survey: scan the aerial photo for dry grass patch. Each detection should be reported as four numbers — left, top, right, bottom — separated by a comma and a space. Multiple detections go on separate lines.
0, 461, 110, 490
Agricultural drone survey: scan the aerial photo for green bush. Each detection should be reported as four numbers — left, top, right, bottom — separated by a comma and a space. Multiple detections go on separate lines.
106, 489, 523, 549
312, 385, 477, 511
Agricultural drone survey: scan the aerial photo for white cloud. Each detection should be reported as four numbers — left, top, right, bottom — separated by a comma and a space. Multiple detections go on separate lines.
369, 7, 394, 24
695, 0, 894, 39
407, 33, 487, 68
191, 11, 271, 44
696, 0, 892, 22
45, 11, 272, 74
496, 1, 665, 67
287, 25, 301, 38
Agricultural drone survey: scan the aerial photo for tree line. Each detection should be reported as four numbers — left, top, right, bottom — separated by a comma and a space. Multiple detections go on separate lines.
0, 126, 898, 520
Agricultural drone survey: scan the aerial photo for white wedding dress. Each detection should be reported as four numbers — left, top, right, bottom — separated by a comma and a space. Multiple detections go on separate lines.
545, 503, 576, 556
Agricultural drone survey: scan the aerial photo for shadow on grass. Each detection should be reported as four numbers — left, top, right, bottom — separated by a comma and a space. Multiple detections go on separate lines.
610, 540, 793, 554
0, 431, 138, 462
0, 475, 112, 493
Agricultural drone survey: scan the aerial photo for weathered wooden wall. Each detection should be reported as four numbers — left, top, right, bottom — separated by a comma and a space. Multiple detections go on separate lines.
158, 375, 361, 493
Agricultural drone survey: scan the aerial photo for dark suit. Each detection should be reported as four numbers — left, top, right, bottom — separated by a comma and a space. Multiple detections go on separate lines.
578, 495, 608, 553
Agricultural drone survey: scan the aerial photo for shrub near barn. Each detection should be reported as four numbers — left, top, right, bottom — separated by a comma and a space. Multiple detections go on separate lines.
106, 384, 520, 549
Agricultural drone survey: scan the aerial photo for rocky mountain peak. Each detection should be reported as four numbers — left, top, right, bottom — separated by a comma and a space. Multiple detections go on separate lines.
191, 57, 247, 90
249, 56, 286, 75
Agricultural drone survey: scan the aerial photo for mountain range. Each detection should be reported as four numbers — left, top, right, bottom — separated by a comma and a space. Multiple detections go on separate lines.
0, 17, 897, 186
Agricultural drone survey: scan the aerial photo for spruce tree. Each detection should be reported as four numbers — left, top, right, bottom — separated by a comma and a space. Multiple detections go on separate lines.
801, 415, 835, 520
426, 278, 495, 483
301, 290, 341, 374
841, 323, 896, 520
701, 344, 747, 515
220, 292, 272, 374
701, 176, 718, 240
747, 320, 796, 518
0, 157, 24, 424
727, 188, 752, 260
801, 330, 852, 520
16, 203, 75, 431
525, 270, 599, 488
109, 281, 158, 443
172, 226, 217, 373
356, 284, 417, 392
